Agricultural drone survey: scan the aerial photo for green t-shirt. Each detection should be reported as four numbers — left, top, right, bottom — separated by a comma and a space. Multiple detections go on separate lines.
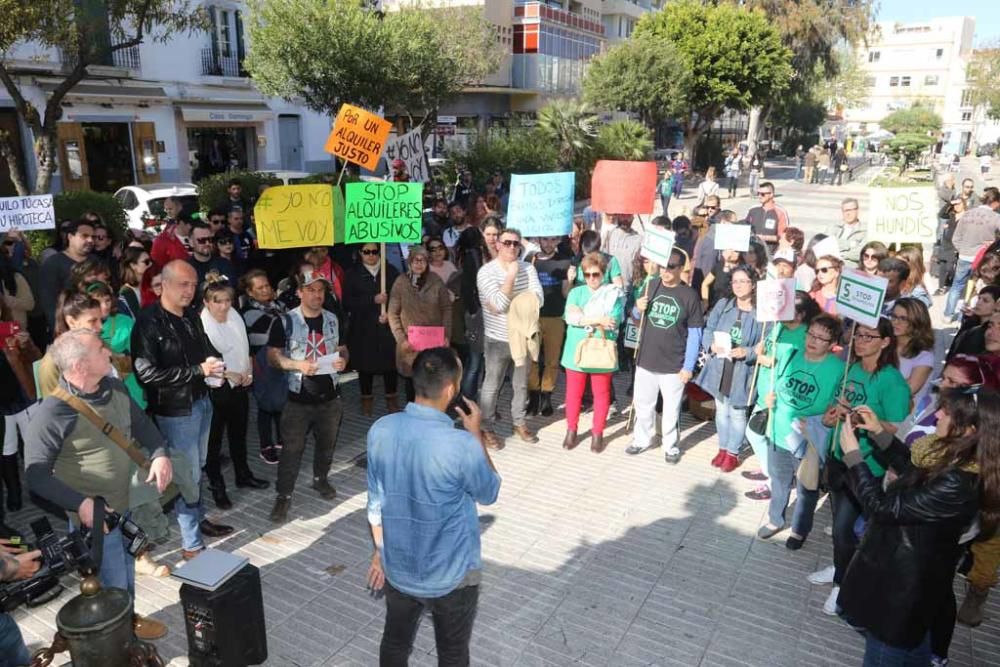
771, 350, 844, 451
829, 363, 911, 475
754, 323, 807, 408
101, 313, 146, 409
560, 285, 625, 373
573, 255, 622, 287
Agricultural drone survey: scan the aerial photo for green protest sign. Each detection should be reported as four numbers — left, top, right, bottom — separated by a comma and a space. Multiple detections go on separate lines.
344, 182, 423, 244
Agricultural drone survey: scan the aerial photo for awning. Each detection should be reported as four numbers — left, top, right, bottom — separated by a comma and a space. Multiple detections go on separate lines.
38, 82, 168, 100
178, 103, 274, 123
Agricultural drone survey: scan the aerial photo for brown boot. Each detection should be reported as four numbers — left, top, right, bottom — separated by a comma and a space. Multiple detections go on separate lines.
360, 395, 374, 416
385, 393, 401, 413
957, 582, 989, 627
481, 430, 505, 451
134, 614, 168, 640
513, 424, 539, 443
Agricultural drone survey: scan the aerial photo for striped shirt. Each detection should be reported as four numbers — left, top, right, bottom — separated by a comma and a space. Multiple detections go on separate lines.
476, 259, 544, 342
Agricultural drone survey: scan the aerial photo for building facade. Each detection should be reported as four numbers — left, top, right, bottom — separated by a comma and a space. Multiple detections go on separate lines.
0, 2, 333, 197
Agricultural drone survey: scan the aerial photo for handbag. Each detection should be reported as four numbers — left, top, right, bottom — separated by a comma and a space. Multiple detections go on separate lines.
748, 409, 769, 435
575, 328, 617, 371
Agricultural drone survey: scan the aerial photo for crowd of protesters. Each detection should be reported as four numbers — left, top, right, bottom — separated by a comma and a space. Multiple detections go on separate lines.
1, 161, 999, 666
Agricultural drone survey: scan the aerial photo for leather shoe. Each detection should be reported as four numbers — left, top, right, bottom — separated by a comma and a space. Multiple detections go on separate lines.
199, 519, 234, 537
513, 425, 538, 443
590, 433, 606, 454
133, 614, 167, 641
482, 430, 505, 450
235, 475, 270, 490
211, 487, 232, 510
181, 548, 202, 561
562, 430, 578, 450
312, 476, 337, 500
270, 495, 291, 523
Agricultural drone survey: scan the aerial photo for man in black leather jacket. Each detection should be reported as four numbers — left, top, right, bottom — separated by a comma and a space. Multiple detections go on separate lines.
132, 260, 233, 559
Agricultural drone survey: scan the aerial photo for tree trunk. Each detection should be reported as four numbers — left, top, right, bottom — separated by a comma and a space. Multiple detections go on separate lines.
683, 128, 700, 167
745, 105, 772, 160
33, 130, 58, 195
0, 131, 29, 196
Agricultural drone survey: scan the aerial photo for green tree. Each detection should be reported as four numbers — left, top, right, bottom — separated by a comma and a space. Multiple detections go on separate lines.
881, 106, 943, 135
582, 34, 689, 126
536, 100, 599, 171
966, 44, 1000, 122
814, 48, 872, 112
634, 0, 793, 159
245, 0, 503, 133
595, 120, 654, 161
886, 134, 936, 174
0, 0, 206, 195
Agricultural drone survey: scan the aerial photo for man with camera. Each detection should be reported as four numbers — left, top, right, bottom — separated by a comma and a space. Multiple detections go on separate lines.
1, 541, 41, 667
25, 329, 172, 641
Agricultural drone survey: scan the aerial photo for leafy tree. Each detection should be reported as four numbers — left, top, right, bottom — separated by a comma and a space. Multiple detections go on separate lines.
634, 0, 793, 159
886, 134, 936, 174
536, 100, 599, 171
966, 44, 1000, 121
0, 0, 206, 195
582, 34, 688, 126
595, 120, 654, 161
245, 0, 503, 133
814, 48, 872, 112
445, 130, 558, 192
881, 106, 943, 135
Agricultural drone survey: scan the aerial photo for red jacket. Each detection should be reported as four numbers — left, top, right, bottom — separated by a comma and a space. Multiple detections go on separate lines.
151, 226, 189, 268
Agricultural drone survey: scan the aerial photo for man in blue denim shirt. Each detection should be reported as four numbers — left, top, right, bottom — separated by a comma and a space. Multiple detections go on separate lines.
366, 347, 500, 665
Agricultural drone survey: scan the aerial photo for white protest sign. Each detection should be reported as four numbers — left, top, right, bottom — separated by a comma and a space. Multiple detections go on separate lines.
756, 278, 796, 322
835, 268, 887, 328
713, 223, 751, 251
383, 129, 431, 183
811, 236, 841, 260
868, 187, 938, 245
0, 194, 56, 232
640, 226, 675, 266
506, 172, 575, 236
623, 320, 640, 350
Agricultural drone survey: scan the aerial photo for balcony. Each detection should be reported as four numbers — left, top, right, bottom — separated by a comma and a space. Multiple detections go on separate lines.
201, 47, 247, 78
61, 41, 141, 72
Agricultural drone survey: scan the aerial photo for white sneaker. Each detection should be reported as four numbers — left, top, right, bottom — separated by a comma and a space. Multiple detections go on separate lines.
807, 565, 835, 585
822, 585, 841, 616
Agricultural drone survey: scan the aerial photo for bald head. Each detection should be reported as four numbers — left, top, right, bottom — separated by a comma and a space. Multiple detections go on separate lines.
161, 259, 198, 312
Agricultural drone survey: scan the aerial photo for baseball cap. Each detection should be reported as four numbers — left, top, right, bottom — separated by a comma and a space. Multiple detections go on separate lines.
772, 249, 796, 266
299, 269, 330, 288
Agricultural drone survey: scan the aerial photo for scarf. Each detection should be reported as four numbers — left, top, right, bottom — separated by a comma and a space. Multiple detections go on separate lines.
200, 307, 251, 387
910, 434, 980, 474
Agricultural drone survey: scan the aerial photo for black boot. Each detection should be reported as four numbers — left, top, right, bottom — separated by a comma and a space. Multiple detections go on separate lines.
0, 454, 21, 512
539, 392, 554, 417
526, 391, 540, 416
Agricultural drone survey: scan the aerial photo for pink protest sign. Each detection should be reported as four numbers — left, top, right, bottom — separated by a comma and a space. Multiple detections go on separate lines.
407, 326, 447, 351
590, 160, 658, 214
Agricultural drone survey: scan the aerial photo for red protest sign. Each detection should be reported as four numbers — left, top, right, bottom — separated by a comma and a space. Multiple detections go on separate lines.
590, 160, 658, 214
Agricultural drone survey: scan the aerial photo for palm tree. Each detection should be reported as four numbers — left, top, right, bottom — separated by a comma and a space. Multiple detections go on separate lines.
536, 100, 599, 170
597, 120, 654, 161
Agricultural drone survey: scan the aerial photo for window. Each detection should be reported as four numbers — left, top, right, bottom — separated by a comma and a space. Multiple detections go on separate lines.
961, 89, 974, 107
936, 48, 944, 59
868, 50, 880, 63
901, 76, 911, 87
864, 76, 876, 87
962, 111, 972, 121
889, 76, 899, 87
924, 75, 939, 86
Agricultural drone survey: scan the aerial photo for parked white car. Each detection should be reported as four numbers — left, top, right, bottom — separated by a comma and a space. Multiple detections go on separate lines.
114, 183, 199, 231
264, 170, 312, 186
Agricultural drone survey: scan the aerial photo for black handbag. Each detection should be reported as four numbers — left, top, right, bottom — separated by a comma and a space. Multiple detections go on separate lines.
748, 409, 769, 435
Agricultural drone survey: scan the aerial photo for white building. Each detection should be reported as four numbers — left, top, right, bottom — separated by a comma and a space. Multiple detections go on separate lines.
0, 2, 333, 197
844, 16, 976, 155
601, 0, 659, 45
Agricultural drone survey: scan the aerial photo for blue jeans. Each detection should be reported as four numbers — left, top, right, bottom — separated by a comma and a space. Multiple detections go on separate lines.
0, 613, 30, 667
863, 633, 931, 666
794, 163, 803, 181
461, 349, 484, 402
715, 397, 747, 455
68, 521, 135, 599
156, 396, 212, 551
944, 258, 972, 318
660, 195, 671, 215
767, 444, 819, 535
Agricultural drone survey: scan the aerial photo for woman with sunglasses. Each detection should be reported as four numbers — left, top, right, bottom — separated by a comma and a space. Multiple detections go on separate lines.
118, 247, 153, 318
857, 241, 887, 277
455, 228, 491, 401
813, 318, 911, 616
837, 389, 1000, 666
696, 266, 763, 472
344, 243, 401, 415
890, 298, 935, 409
425, 236, 457, 285
560, 253, 625, 453
809, 255, 843, 314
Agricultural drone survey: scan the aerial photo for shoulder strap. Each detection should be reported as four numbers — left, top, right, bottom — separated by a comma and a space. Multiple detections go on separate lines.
50, 386, 151, 470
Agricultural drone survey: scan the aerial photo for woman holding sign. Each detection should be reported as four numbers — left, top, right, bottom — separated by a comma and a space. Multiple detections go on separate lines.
388, 245, 452, 402
809, 255, 843, 315
695, 266, 764, 473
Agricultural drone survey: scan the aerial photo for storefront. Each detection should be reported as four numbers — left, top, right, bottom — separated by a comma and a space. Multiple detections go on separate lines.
175, 103, 274, 182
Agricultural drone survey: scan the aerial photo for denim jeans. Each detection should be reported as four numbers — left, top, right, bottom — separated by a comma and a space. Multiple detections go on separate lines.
660, 195, 671, 216
460, 348, 484, 402
276, 398, 343, 497
156, 395, 212, 551
767, 445, 819, 535
66, 520, 135, 599
748, 172, 760, 196
944, 258, 973, 318
0, 613, 30, 667
715, 397, 747, 455
380, 582, 479, 667
794, 163, 803, 181
479, 339, 528, 431
863, 632, 931, 667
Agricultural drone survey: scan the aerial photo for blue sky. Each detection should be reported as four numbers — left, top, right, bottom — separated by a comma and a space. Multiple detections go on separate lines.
876, 1, 998, 45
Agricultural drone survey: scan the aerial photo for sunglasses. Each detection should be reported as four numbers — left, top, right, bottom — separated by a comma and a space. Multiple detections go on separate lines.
361, 249, 380, 256
665, 262, 684, 270
500, 239, 521, 248
706, 206, 719, 210
757, 191, 773, 197
2, 240, 15, 247
428, 244, 445, 251
194, 237, 214, 245
216, 238, 233, 245
138, 258, 152, 266
862, 252, 881, 260
817, 266, 837, 274
583, 271, 603, 279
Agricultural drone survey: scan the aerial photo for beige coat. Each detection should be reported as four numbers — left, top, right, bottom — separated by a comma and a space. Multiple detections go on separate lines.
388, 272, 453, 377
2, 273, 35, 326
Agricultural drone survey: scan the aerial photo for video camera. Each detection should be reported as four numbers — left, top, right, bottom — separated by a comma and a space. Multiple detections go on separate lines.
0, 507, 148, 612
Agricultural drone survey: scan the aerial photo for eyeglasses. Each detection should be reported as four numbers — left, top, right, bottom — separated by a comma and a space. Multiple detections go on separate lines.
854, 332, 882, 342
500, 239, 521, 248
757, 191, 773, 197
209, 218, 225, 225
889, 313, 909, 322
194, 237, 214, 245
862, 252, 881, 260
361, 249, 380, 256
731, 278, 752, 285
583, 271, 603, 279
409, 256, 428, 263
807, 331, 833, 343
706, 206, 719, 210
428, 244, 445, 251
816, 266, 837, 274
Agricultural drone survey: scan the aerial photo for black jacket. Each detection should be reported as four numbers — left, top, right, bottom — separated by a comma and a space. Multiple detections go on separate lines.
342, 263, 399, 374
839, 431, 979, 649
131, 303, 219, 417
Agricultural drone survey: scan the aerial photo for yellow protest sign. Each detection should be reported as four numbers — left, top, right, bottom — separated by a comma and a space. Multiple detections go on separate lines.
254, 185, 337, 249
324, 104, 392, 169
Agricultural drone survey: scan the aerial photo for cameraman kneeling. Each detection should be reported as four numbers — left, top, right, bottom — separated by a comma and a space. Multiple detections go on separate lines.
25, 330, 173, 641
1, 541, 41, 667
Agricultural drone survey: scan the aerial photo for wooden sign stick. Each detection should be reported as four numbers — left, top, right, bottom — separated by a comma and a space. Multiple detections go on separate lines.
380, 243, 387, 316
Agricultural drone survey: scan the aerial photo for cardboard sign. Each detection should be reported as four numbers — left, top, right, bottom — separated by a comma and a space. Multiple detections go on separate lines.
756, 278, 796, 322
324, 104, 392, 169
811, 236, 842, 260
407, 325, 447, 351
836, 268, 888, 328
623, 320, 640, 350
868, 187, 938, 245
713, 223, 752, 251
640, 226, 675, 266
506, 172, 575, 237
384, 129, 431, 183
0, 194, 55, 232
590, 161, 657, 214
254, 185, 336, 249
344, 182, 423, 244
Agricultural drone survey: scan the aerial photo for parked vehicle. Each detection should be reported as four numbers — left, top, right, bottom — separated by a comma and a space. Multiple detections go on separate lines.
114, 183, 198, 231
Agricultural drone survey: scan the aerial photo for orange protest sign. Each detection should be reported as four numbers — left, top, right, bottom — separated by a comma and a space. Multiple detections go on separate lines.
590, 160, 658, 215
324, 104, 392, 169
